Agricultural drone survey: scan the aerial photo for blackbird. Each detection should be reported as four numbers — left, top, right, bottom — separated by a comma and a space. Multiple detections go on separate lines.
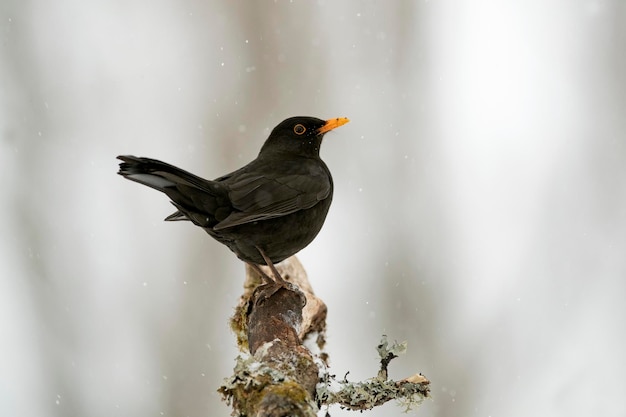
117, 116, 349, 284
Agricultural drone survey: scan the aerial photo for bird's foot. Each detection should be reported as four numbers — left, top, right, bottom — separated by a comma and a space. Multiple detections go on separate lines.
255, 281, 285, 300
247, 261, 303, 301
254, 278, 305, 306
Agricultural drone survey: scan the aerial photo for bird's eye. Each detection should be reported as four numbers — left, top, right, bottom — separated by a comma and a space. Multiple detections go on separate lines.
293, 124, 306, 135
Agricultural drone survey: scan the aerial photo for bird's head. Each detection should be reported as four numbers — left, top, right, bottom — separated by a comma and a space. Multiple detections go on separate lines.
259, 116, 349, 158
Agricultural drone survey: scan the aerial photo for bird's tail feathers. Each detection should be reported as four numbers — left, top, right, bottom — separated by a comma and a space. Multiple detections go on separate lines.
118, 155, 224, 227
117, 155, 212, 192
164, 204, 188, 222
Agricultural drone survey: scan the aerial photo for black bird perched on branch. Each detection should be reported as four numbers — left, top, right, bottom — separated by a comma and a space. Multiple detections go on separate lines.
117, 116, 349, 285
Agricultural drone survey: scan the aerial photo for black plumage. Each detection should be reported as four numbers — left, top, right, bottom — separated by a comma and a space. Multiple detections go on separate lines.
117, 116, 349, 283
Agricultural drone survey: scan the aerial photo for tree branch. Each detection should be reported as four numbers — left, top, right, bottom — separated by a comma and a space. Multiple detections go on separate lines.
218, 257, 430, 416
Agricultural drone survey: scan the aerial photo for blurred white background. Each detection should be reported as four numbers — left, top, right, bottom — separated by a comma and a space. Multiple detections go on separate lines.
1, 1, 625, 416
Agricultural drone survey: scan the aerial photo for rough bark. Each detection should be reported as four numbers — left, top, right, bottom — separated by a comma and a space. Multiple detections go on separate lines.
218, 257, 430, 416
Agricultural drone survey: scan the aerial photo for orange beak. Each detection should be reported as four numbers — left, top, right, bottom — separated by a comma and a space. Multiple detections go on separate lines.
317, 117, 350, 134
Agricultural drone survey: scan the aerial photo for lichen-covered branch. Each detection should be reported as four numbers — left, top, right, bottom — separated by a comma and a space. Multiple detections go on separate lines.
219, 341, 319, 416
218, 257, 430, 416
219, 257, 325, 417
318, 336, 430, 412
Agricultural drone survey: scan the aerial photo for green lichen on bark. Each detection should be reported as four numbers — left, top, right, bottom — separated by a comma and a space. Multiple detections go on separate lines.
218, 350, 318, 417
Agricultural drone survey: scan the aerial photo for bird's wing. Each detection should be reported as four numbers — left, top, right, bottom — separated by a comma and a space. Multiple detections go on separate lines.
213, 169, 331, 230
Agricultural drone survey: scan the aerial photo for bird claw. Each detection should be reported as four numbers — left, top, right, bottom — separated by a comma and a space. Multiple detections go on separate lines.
254, 281, 283, 301
252, 279, 306, 312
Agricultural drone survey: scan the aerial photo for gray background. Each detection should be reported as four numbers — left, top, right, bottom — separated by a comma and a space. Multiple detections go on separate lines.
2, 1, 625, 416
